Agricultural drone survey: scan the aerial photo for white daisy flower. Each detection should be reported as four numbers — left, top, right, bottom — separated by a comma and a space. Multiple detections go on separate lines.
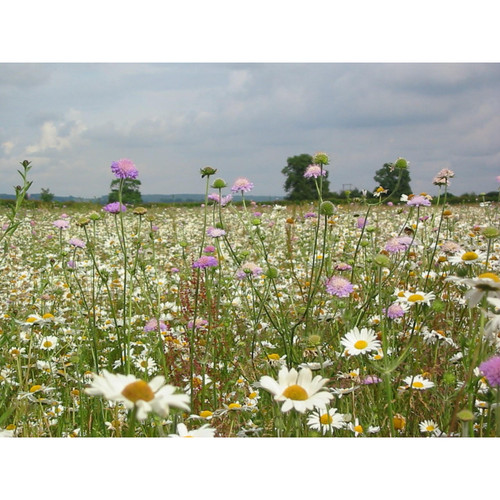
85, 370, 190, 421
258, 366, 333, 413
448, 249, 486, 265
169, 423, 216, 437
307, 407, 345, 435
340, 327, 381, 356
396, 290, 435, 306
402, 374, 435, 390
419, 419, 440, 435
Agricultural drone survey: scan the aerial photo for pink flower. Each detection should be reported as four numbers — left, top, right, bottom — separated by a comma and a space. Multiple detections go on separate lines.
325, 276, 354, 298
111, 158, 138, 179
304, 164, 327, 179
231, 178, 254, 193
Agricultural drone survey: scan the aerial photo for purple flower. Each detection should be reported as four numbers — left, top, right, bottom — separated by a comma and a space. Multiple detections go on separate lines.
325, 276, 354, 298
384, 236, 413, 254
103, 202, 127, 214
111, 158, 138, 179
407, 195, 431, 207
304, 164, 327, 179
207, 226, 226, 238
67, 260, 76, 269
68, 237, 86, 248
304, 212, 317, 219
231, 178, 254, 194
362, 375, 382, 385
479, 356, 500, 387
356, 217, 367, 229
334, 262, 352, 272
188, 318, 208, 330
236, 262, 263, 279
384, 303, 406, 319
144, 318, 168, 333
203, 245, 216, 253
208, 193, 233, 206
53, 219, 69, 230
192, 255, 218, 269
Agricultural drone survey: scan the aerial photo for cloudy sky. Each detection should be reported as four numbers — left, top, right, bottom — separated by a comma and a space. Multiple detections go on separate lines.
1, 62, 499, 199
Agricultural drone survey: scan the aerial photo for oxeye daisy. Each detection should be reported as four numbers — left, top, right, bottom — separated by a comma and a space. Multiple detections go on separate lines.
449, 249, 486, 265
307, 407, 345, 435
454, 273, 500, 307
169, 423, 216, 437
258, 366, 333, 413
419, 419, 441, 435
402, 374, 434, 391
340, 327, 381, 356
84, 370, 190, 421
397, 290, 435, 306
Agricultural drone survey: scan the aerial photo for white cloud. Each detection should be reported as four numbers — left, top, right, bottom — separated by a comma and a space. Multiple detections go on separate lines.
1, 141, 14, 155
25, 117, 87, 155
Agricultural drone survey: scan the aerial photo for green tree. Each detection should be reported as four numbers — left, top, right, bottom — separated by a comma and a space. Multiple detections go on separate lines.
282, 154, 331, 201
373, 163, 412, 200
108, 178, 143, 205
40, 188, 54, 203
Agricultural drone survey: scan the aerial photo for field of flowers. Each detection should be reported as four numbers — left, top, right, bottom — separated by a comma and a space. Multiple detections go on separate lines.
1, 157, 500, 438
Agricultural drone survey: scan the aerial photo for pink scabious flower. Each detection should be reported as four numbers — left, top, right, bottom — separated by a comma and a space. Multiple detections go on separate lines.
53, 219, 70, 230
68, 237, 86, 248
144, 318, 168, 333
479, 356, 500, 387
407, 195, 431, 207
192, 255, 218, 269
384, 235, 413, 254
384, 302, 406, 319
103, 202, 127, 214
188, 318, 208, 330
231, 177, 254, 193
236, 262, 263, 279
206, 226, 226, 238
304, 164, 327, 179
433, 168, 455, 186
111, 158, 138, 179
208, 193, 233, 206
335, 262, 352, 272
304, 212, 317, 219
203, 245, 216, 253
362, 375, 382, 385
325, 276, 354, 298
356, 217, 367, 229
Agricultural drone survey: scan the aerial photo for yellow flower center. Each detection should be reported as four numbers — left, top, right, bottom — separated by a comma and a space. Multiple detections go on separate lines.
199, 410, 213, 418
26, 316, 38, 323
408, 294, 425, 302
228, 403, 241, 409
267, 353, 280, 361
30, 385, 42, 393
478, 272, 500, 282
43, 341, 53, 348
282, 384, 308, 401
354, 340, 368, 350
425, 424, 435, 432
354, 424, 363, 433
462, 251, 478, 261
320, 413, 333, 425
248, 392, 257, 399
121, 380, 154, 403
42, 313, 55, 320
412, 381, 424, 388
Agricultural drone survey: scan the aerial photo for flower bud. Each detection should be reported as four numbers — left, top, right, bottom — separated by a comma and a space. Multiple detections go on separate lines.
394, 157, 409, 169
211, 178, 227, 189
312, 152, 329, 165
200, 166, 217, 178
319, 201, 335, 216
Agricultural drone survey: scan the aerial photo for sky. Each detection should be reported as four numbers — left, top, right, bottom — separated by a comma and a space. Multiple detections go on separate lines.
1, 62, 499, 200
1, 2, 499, 201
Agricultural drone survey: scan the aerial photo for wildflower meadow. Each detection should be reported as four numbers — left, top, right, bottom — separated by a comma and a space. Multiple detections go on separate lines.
1, 156, 500, 439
